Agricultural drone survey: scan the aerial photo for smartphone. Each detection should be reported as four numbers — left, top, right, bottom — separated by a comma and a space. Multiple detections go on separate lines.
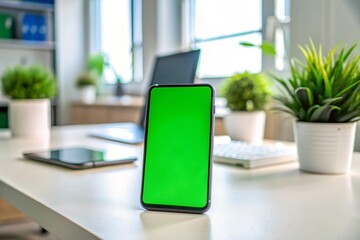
141, 84, 214, 213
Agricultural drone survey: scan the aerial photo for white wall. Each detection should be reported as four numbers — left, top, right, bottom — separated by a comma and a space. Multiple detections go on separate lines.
290, 0, 360, 60
157, 0, 182, 54
56, 0, 87, 124
140, 0, 183, 88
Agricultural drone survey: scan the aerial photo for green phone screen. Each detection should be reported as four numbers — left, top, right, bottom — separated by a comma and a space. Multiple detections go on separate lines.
141, 84, 214, 212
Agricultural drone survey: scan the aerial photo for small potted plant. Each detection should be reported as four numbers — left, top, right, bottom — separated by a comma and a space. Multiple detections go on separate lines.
87, 53, 124, 96
273, 40, 360, 174
1, 65, 57, 137
76, 72, 97, 103
221, 71, 272, 144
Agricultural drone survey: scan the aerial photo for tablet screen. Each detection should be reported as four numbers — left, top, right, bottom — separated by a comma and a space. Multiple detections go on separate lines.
23, 147, 137, 169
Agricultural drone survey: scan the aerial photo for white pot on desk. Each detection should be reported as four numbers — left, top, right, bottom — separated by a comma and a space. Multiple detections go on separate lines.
9, 99, 50, 138
223, 111, 266, 145
295, 121, 356, 174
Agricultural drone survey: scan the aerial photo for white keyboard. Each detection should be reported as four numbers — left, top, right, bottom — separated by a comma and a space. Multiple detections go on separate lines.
213, 141, 297, 169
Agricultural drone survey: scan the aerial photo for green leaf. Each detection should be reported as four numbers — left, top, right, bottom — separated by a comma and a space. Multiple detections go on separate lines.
239, 42, 255, 47
260, 42, 276, 56
343, 43, 358, 61
337, 109, 360, 122
322, 97, 342, 104
272, 106, 299, 118
299, 108, 306, 120
309, 104, 340, 122
239, 41, 276, 56
87, 53, 105, 77
295, 87, 314, 108
307, 105, 320, 119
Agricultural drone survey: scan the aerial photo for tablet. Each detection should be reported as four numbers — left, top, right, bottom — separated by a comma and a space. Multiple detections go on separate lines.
141, 84, 214, 213
23, 147, 137, 169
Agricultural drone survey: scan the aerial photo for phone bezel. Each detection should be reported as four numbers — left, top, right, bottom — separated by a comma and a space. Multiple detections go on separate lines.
140, 84, 215, 213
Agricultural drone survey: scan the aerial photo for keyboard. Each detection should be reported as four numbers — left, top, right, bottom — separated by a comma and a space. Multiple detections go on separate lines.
213, 141, 297, 169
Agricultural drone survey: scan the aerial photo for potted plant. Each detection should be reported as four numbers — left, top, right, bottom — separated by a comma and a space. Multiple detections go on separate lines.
1, 65, 57, 137
76, 72, 97, 103
87, 53, 124, 96
221, 71, 272, 144
273, 40, 360, 174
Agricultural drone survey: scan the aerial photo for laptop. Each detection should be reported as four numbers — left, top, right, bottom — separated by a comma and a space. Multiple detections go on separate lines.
89, 49, 201, 144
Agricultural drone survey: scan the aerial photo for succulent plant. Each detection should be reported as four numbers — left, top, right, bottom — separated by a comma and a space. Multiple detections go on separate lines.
273, 40, 360, 122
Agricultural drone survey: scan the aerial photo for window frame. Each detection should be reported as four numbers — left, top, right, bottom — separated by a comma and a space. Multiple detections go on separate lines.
89, 0, 142, 84
183, 0, 277, 81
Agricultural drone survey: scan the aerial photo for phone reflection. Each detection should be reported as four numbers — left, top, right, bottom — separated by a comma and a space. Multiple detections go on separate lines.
140, 211, 210, 240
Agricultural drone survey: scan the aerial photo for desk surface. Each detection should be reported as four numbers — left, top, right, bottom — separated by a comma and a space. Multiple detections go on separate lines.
1, 124, 360, 240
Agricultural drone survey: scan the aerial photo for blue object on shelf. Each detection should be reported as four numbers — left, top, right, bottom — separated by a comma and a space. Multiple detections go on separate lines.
22, 0, 54, 5
21, 13, 47, 41
22, 13, 35, 40
35, 14, 47, 41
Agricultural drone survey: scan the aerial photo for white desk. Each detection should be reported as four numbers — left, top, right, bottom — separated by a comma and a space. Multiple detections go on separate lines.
1, 124, 360, 240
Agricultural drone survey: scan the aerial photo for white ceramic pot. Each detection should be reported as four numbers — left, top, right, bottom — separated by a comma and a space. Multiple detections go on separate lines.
294, 121, 356, 174
79, 86, 96, 104
223, 111, 266, 145
9, 99, 50, 138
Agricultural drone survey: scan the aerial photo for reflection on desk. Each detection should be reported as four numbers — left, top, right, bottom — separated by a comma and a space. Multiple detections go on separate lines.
0, 124, 360, 239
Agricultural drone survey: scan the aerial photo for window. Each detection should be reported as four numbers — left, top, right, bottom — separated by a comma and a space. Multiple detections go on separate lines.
274, 0, 290, 71
189, 0, 263, 78
187, 0, 288, 78
93, 0, 142, 84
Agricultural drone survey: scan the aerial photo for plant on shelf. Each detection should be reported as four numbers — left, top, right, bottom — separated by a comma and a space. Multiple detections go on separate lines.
87, 53, 124, 96
87, 53, 105, 79
1, 65, 56, 99
1, 65, 57, 137
75, 71, 97, 104
221, 71, 272, 144
76, 72, 97, 88
273, 39, 360, 174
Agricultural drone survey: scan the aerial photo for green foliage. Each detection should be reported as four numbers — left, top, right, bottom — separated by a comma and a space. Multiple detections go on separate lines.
221, 71, 272, 111
87, 53, 123, 83
87, 53, 105, 77
76, 72, 97, 88
239, 41, 276, 56
273, 40, 360, 122
1, 65, 57, 99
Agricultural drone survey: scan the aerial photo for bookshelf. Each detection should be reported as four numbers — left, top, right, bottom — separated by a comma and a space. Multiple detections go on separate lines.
0, 0, 55, 49
0, 0, 57, 125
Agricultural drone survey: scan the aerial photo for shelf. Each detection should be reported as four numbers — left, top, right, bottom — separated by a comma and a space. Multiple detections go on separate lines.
0, 39, 55, 51
0, 0, 54, 13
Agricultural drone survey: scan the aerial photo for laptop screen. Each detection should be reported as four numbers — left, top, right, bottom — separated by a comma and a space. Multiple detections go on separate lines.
149, 49, 200, 85
140, 49, 201, 126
